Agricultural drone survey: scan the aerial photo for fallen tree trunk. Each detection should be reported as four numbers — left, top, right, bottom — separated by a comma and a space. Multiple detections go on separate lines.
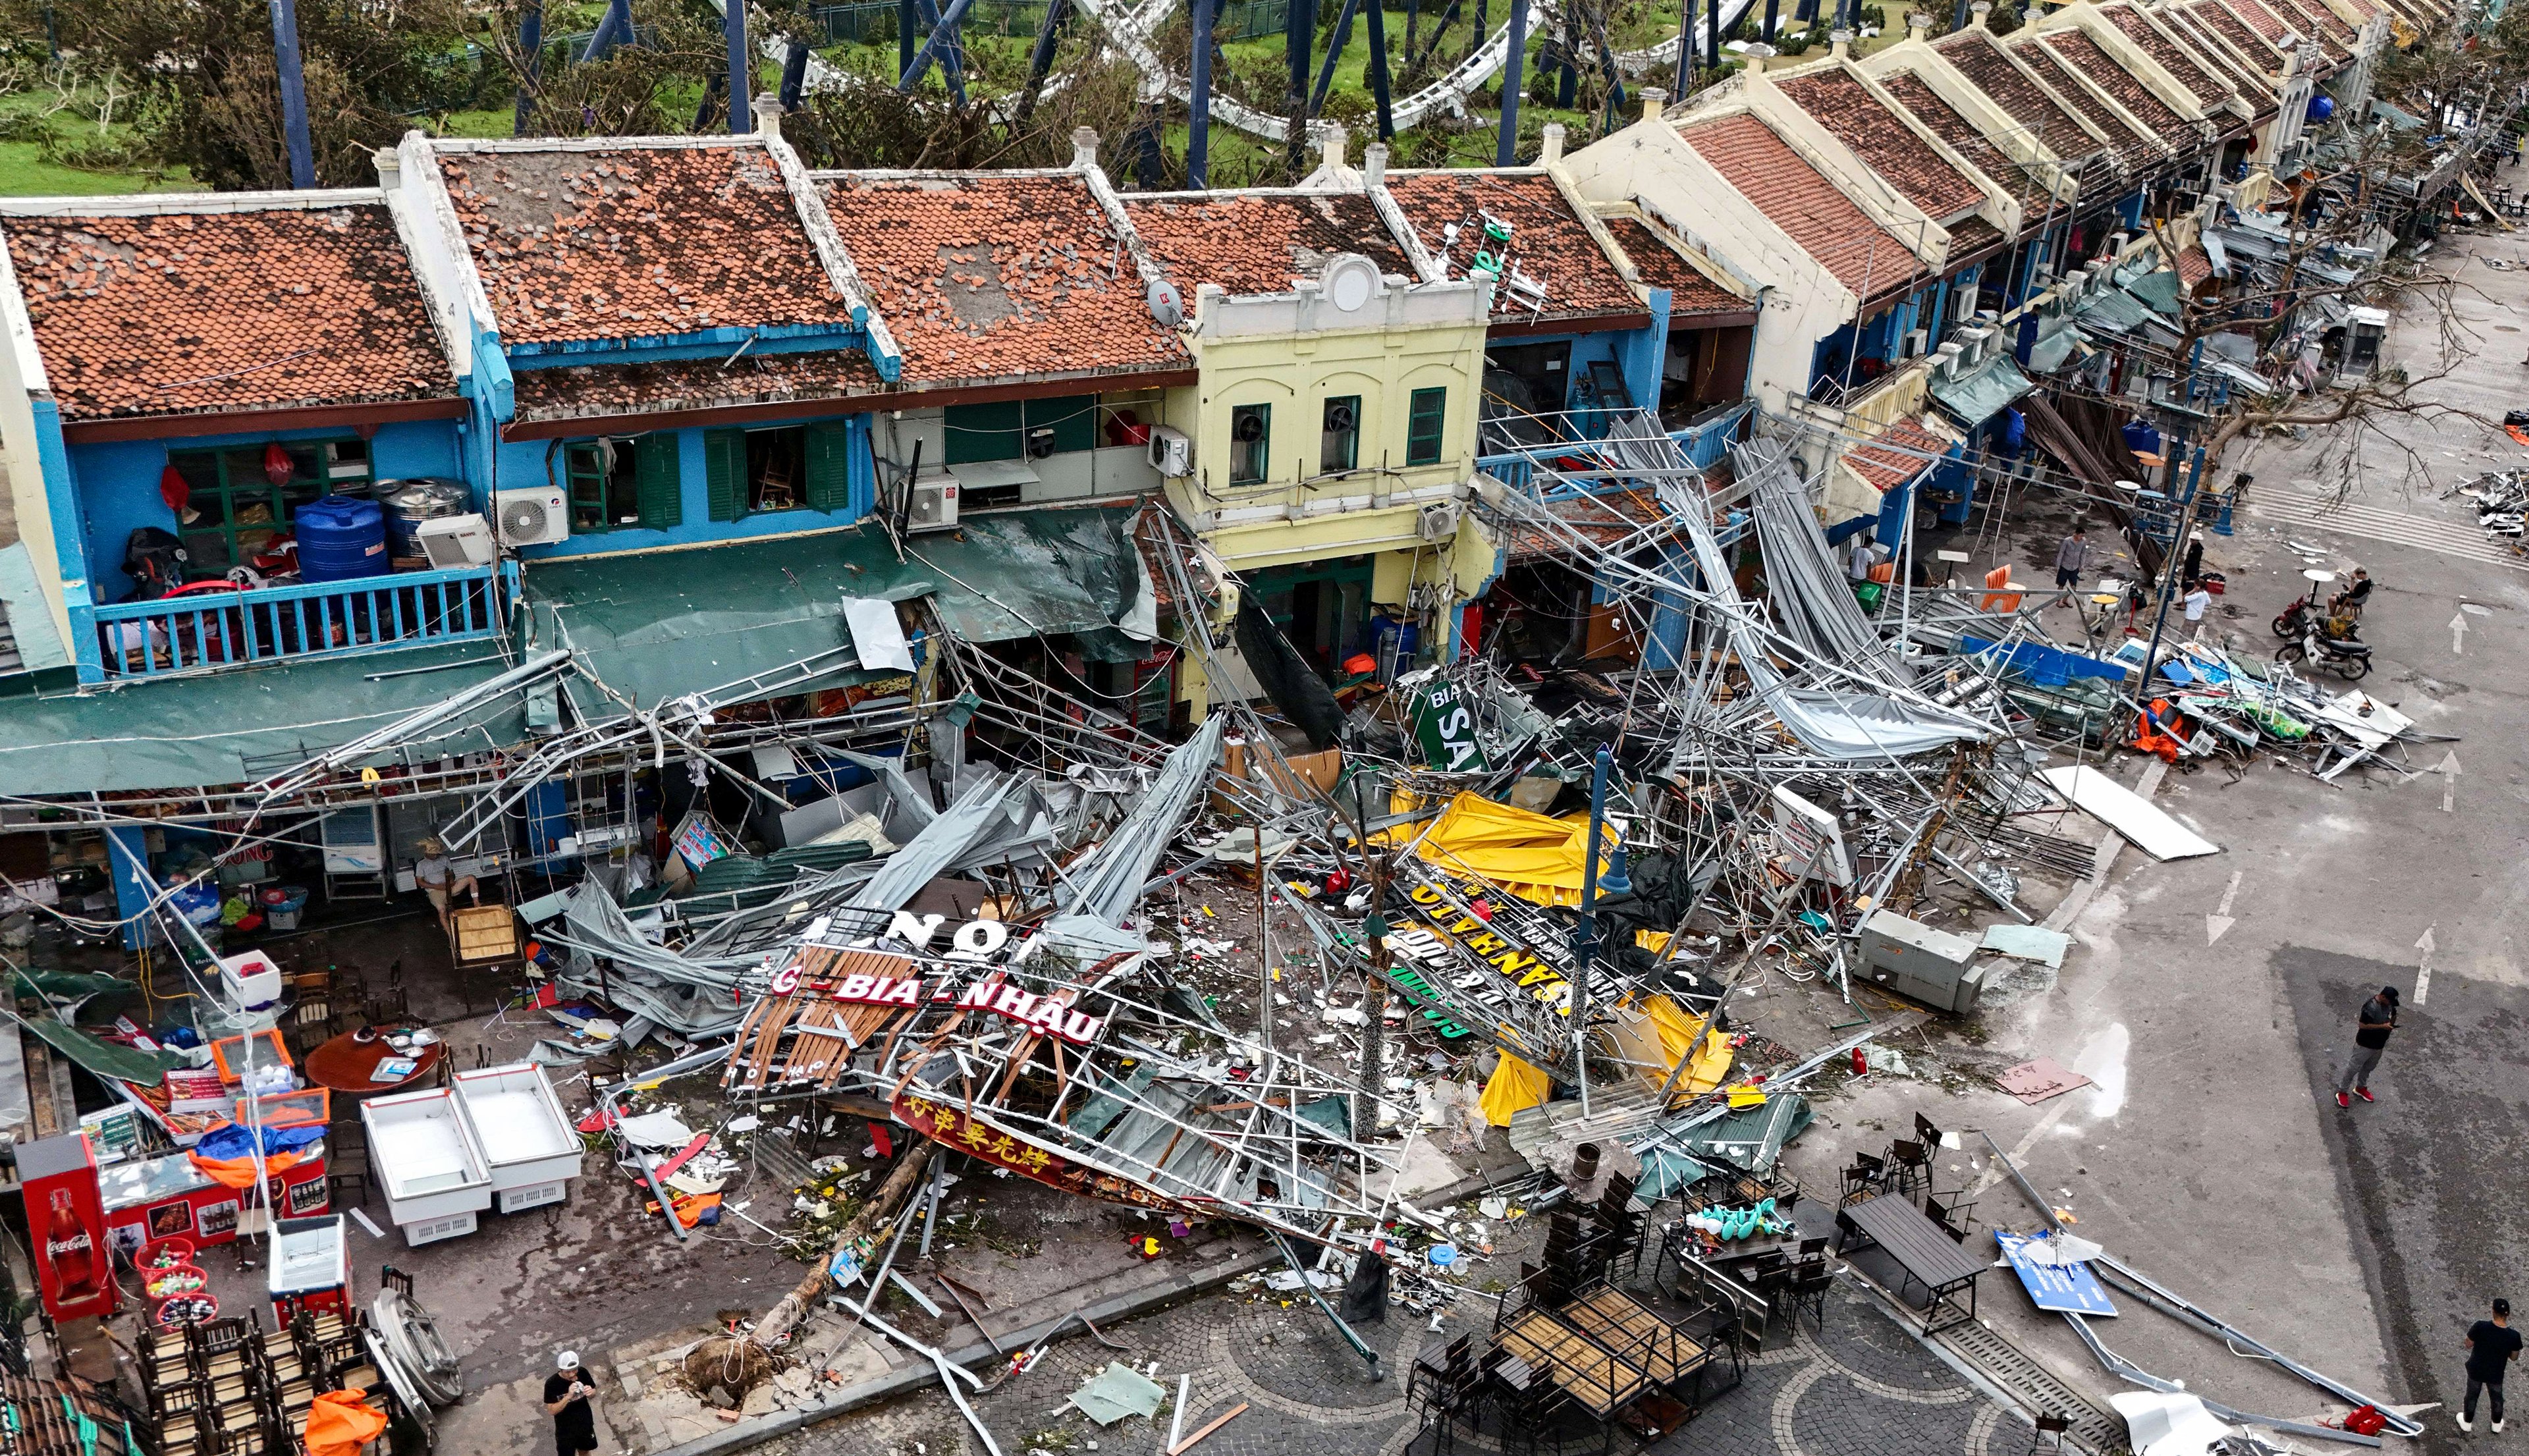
712, 1143, 937, 1362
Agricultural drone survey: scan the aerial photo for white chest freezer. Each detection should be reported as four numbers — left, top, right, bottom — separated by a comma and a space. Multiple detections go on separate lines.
362, 1088, 492, 1245
450, 1062, 584, 1214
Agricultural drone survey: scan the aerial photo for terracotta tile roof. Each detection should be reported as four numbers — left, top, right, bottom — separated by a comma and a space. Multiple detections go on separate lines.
2152, 3, 2271, 99
510, 349, 885, 425
2097, 5, 2239, 115
2225, 0, 2296, 46
441, 143, 851, 346
2262, 0, 2357, 56
1502, 487, 1669, 560
2009, 36, 2171, 169
1382, 171, 1643, 321
2180, 0, 2287, 78
2038, 30, 2194, 140
1124, 192, 1411, 295
1775, 69, 1988, 222
1878, 71, 2052, 214
1946, 215, 2004, 262
1934, 32, 2106, 166
814, 172, 1185, 390
1678, 115, 1922, 302
4, 203, 456, 423
1608, 219, 1748, 317
1845, 417, 1949, 492
2176, 244, 2213, 287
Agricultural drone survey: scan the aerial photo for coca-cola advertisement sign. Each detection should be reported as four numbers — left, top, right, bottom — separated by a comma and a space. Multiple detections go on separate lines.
19, 1133, 115, 1322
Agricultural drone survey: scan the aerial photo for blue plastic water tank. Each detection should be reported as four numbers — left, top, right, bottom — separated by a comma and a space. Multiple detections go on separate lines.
295, 495, 391, 583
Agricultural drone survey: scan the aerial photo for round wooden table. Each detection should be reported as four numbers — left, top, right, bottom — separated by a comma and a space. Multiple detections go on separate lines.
302, 1027, 448, 1095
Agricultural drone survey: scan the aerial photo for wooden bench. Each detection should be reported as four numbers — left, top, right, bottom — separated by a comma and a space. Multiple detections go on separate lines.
1562, 1285, 1710, 1389
1495, 1308, 1650, 1416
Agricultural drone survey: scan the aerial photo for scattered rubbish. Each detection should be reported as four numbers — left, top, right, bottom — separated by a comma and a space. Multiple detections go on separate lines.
1995, 1058, 2094, 1104
1167, 1401, 1248, 1455
1065, 1362, 1168, 1425
1979, 924, 2072, 967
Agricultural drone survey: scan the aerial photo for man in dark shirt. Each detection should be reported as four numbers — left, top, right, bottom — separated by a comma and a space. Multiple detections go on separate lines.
545, 1350, 599, 1456
2462, 1298, 2522, 1432
2334, 985, 2399, 1109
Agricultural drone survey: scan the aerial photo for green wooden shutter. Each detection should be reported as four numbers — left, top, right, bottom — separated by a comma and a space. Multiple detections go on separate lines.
635, 433, 682, 529
804, 421, 852, 514
703, 429, 744, 522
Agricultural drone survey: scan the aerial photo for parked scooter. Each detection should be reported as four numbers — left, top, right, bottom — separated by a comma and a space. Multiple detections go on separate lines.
2277, 625, 2373, 680
2270, 593, 2322, 639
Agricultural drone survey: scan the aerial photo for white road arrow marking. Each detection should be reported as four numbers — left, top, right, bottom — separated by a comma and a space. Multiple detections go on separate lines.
2206, 869, 2244, 946
2452, 612, 2470, 655
2415, 925, 2437, 1006
2439, 751, 2462, 813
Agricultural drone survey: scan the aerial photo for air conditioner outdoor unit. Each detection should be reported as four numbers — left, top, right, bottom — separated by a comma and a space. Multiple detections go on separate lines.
416, 512, 497, 569
1147, 426, 1194, 477
1901, 329, 1929, 358
907, 475, 960, 534
1954, 286, 1982, 322
1417, 502, 1460, 542
494, 489, 570, 547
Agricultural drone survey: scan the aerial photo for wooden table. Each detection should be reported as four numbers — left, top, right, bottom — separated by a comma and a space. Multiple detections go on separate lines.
1836, 1195, 1985, 1333
302, 1029, 447, 1095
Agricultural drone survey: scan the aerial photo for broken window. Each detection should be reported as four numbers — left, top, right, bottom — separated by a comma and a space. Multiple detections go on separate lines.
1407, 387, 1448, 466
1229, 404, 1270, 486
703, 423, 854, 522
1320, 396, 1361, 474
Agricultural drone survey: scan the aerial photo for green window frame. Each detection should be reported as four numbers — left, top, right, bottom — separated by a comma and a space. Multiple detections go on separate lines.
1405, 387, 1448, 467
944, 395, 1099, 466
1320, 395, 1361, 474
704, 423, 853, 522
564, 434, 682, 533
167, 438, 372, 574
1229, 403, 1271, 486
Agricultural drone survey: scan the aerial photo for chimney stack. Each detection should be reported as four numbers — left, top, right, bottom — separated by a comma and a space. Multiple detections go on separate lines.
1969, 1, 1991, 27
1540, 122, 1567, 165
1320, 124, 1349, 173
1363, 142, 1388, 188
1907, 12, 1930, 41
1072, 126, 1101, 171
751, 92, 784, 140
373, 146, 401, 188
1741, 45, 1772, 75
1830, 27, 1854, 57
1639, 86, 1668, 122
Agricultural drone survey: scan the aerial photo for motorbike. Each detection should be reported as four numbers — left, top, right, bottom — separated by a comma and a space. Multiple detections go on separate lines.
2277, 625, 2372, 680
2270, 593, 2321, 639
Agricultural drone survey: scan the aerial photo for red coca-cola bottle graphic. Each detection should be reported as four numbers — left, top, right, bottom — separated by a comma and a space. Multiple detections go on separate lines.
43, 1189, 96, 1303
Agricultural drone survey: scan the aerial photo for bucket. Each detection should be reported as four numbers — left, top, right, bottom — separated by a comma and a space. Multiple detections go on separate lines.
261, 884, 310, 932
379, 478, 472, 559
143, 1264, 207, 1302
151, 1292, 217, 1329
137, 1235, 197, 1272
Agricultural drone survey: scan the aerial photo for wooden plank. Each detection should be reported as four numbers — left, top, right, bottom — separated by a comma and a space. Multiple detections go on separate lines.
1168, 1401, 1248, 1455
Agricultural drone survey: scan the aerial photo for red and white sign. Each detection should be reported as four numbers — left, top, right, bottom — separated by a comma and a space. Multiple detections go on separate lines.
19, 1133, 114, 1322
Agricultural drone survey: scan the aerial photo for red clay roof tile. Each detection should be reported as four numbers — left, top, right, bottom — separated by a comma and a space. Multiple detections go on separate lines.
1847, 418, 1949, 491
2099, 4, 2237, 113
815, 173, 1185, 390
2007, 35, 2172, 167
1124, 192, 1411, 295
1382, 171, 1643, 321
5, 203, 455, 423
442, 143, 852, 346
1678, 114, 1922, 301
2038, 29, 2192, 138
1608, 219, 1748, 316
2180, 0, 2288, 77
1878, 70, 2052, 215
1934, 31, 2108, 166
1775, 68, 1989, 221
510, 350, 885, 425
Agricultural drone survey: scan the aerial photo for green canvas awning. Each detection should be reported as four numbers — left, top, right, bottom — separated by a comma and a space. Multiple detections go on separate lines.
2124, 270, 2184, 318
1928, 351, 2034, 425
0, 640, 528, 797
2075, 286, 2154, 336
2025, 322, 2088, 374
523, 510, 1154, 710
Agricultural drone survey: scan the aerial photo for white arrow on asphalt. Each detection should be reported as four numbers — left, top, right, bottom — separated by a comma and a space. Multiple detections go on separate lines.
2452, 612, 2469, 655
2415, 925, 2437, 1005
2206, 869, 2244, 946
2439, 751, 2462, 813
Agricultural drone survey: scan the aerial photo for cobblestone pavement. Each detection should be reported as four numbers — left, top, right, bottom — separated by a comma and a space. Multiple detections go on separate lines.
765, 1277, 2017, 1456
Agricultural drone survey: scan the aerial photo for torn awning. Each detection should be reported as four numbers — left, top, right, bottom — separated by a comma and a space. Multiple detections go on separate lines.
0, 641, 528, 797
523, 509, 1156, 709
1927, 350, 2034, 426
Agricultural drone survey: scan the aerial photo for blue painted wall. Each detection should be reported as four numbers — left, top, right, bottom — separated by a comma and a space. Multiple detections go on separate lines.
69, 419, 462, 603
497, 413, 876, 560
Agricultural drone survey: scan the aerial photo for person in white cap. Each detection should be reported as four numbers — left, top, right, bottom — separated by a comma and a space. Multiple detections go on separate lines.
545, 1351, 598, 1456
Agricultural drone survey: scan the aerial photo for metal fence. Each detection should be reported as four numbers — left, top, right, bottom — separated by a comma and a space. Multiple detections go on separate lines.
806, 0, 1289, 45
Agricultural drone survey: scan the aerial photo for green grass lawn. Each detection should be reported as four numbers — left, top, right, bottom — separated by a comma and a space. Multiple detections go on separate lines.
0, 93, 188, 196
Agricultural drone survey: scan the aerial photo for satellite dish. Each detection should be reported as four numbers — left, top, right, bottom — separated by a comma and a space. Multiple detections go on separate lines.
1325, 255, 1378, 312
1147, 277, 1184, 329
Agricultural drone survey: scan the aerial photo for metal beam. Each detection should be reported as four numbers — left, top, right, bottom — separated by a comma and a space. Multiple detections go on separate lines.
266, 0, 316, 187
724, 0, 751, 132
1187, 0, 1214, 184
1495, 0, 1527, 165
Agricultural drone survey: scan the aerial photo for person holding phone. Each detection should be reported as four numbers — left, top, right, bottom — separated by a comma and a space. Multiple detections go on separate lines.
545, 1351, 598, 1456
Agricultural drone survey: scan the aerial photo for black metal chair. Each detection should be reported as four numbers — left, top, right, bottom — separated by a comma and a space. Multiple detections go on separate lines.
1839, 1155, 1883, 1207
1787, 1260, 1834, 1332
2032, 1413, 2073, 1453
1886, 1139, 1930, 1200
1914, 1111, 1942, 1148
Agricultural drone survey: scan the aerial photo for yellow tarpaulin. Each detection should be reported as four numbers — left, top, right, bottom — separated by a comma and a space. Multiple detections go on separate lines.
1641, 994, 1734, 1100
1479, 1050, 1555, 1126
1409, 791, 1619, 907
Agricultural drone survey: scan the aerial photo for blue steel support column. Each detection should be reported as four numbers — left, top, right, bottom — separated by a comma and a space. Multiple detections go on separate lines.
267, 0, 316, 186
516, 1, 543, 132
583, 0, 632, 60
1363, 0, 1394, 139
726, 0, 751, 132
1569, 745, 1614, 1116
107, 826, 151, 952
900, 0, 919, 80
1286, 0, 1312, 171
1188, 0, 1216, 184
780, 39, 811, 109
1495, 0, 1527, 165
1311, 0, 1363, 113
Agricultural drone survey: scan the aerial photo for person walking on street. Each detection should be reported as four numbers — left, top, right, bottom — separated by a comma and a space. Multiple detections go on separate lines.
2183, 583, 2213, 641
2181, 529, 2206, 589
547, 1351, 599, 1456
2336, 985, 2399, 1108
2462, 1299, 2522, 1432
2053, 527, 2090, 605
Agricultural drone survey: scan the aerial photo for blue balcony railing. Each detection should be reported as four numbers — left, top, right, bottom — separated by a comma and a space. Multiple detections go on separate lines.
1475, 401, 1754, 499
88, 565, 503, 681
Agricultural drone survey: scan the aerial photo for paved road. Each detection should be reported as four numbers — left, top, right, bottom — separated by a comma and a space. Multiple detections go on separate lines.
767, 1278, 2017, 1456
